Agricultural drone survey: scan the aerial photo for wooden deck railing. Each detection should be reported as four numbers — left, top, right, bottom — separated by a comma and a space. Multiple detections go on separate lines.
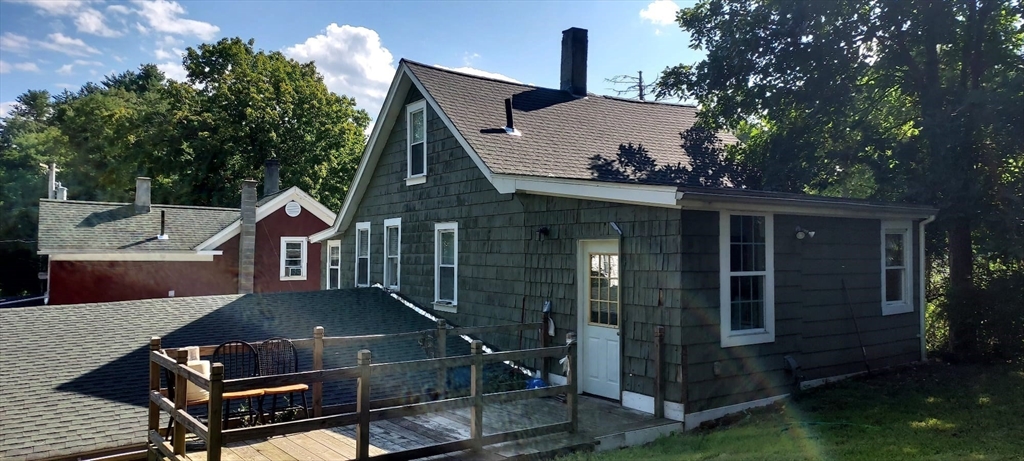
147, 321, 575, 461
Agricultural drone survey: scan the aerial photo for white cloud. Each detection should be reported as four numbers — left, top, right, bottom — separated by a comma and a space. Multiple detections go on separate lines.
284, 24, 396, 119
8, 0, 122, 37
38, 33, 100, 56
640, 0, 680, 26
56, 63, 74, 74
107, 4, 131, 15
134, 22, 149, 34
0, 101, 19, 118
0, 60, 40, 73
74, 59, 103, 66
0, 32, 32, 54
132, 0, 219, 40
433, 65, 521, 84
153, 35, 184, 61
156, 61, 187, 81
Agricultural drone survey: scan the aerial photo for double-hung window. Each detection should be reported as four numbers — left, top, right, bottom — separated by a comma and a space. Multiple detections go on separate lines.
719, 213, 775, 347
881, 221, 913, 315
434, 222, 458, 311
384, 218, 401, 290
355, 222, 370, 287
406, 100, 427, 185
280, 237, 307, 281
326, 240, 341, 289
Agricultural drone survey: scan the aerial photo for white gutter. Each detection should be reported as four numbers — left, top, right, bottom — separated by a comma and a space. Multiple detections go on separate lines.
919, 215, 937, 361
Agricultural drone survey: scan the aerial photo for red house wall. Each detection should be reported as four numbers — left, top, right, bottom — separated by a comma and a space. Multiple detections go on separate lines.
47, 201, 329, 305
253, 205, 325, 293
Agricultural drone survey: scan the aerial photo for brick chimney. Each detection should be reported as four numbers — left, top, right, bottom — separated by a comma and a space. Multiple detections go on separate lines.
238, 179, 257, 294
560, 27, 588, 96
264, 158, 280, 197
135, 177, 151, 213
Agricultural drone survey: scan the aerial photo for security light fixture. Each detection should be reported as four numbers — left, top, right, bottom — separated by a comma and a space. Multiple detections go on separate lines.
795, 226, 815, 240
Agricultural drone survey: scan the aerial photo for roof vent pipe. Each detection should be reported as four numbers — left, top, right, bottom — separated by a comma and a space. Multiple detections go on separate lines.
157, 210, 169, 240
504, 98, 521, 136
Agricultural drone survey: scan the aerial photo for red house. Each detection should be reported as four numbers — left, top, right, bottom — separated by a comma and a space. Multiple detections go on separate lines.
37, 167, 335, 305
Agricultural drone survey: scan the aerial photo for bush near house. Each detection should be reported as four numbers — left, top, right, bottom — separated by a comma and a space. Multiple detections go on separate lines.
558, 362, 1024, 461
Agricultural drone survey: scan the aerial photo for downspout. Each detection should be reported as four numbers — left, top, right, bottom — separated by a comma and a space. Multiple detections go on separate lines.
919, 215, 937, 361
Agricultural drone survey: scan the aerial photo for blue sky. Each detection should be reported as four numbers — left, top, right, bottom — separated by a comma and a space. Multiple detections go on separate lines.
0, 0, 703, 119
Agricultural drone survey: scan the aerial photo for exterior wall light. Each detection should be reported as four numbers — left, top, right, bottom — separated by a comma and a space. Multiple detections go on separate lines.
795, 226, 815, 240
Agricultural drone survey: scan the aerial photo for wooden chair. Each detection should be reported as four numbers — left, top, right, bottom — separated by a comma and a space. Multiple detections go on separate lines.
257, 337, 309, 423
211, 341, 265, 427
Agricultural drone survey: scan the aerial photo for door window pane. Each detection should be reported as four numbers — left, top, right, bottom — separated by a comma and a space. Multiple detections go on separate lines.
588, 253, 619, 327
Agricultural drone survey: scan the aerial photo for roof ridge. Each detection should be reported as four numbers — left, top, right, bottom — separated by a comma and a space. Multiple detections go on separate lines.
40, 198, 239, 212
597, 94, 699, 109
402, 58, 543, 90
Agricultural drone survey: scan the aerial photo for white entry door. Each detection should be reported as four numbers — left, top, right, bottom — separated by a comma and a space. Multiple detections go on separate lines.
578, 240, 621, 400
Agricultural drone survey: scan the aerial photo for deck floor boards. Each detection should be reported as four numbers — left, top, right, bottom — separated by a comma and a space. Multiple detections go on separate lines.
176, 395, 673, 461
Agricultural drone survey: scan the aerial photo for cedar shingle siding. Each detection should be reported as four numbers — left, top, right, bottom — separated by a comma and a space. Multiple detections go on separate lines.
329, 70, 926, 417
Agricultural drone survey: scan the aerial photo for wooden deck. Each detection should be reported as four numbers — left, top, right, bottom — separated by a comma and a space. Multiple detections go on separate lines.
178, 396, 679, 460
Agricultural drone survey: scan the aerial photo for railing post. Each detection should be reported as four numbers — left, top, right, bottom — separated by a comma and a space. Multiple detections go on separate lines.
207, 363, 224, 461
148, 337, 161, 461
654, 326, 665, 419
172, 349, 189, 455
436, 319, 447, 398
313, 326, 324, 417
356, 349, 372, 461
470, 340, 484, 451
566, 334, 578, 434
540, 312, 551, 380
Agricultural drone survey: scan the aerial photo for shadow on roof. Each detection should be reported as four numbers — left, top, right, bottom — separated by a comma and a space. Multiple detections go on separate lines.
509, 88, 576, 113
588, 127, 755, 188
54, 289, 480, 410
77, 204, 138, 228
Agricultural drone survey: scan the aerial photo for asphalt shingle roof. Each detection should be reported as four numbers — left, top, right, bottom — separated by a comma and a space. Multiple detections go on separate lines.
37, 199, 240, 253
0, 288, 486, 460
405, 60, 740, 187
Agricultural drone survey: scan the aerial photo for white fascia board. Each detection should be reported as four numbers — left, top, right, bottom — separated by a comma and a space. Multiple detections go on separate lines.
312, 67, 410, 243
677, 191, 938, 220
493, 174, 681, 208
197, 187, 337, 250
49, 252, 215, 262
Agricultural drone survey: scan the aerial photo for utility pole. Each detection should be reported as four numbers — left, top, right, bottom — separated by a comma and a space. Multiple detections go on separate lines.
606, 71, 656, 101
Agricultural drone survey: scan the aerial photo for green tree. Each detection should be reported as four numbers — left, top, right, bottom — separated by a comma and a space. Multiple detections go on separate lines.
174, 38, 369, 209
658, 0, 1024, 356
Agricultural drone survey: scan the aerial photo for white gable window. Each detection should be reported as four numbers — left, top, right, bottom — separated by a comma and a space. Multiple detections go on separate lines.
719, 213, 775, 347
355, 222, 370, 287
882, 221, 913, 316
434, 222, 458, 311
326, 240, 341, 289
280, 237, 307, 281
406, 100, 427, 186
384, 218, 401, 290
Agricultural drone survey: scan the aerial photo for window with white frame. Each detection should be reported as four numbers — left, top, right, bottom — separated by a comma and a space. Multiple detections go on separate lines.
406, 100, 427, 185
719, 213, 775, 347
355, 222, 370, 287
434, 222, 457, 308
881, 221, 913, 315
280, 237, 307, 280
326, 240, 341, 289
384, 217, 401, 290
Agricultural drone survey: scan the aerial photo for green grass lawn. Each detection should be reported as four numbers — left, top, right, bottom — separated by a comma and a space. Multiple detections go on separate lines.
558, 362, 1024, 461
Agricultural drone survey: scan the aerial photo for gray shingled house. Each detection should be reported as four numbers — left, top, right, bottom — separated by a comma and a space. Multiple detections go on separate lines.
310, 28, 937, 428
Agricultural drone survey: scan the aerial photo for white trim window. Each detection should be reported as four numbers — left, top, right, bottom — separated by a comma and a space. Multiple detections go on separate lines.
406, 100, 427, 185
280, 237, 308, 281
881, 221, 913, 315
434, 222, 458, 310
719, 213, 775, 347
384, 217, 401, 290
355, 222, 370, 287
326, 240, 341, 289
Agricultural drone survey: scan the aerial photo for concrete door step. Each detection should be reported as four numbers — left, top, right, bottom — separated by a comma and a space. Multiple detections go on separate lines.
593, 419, 682, 452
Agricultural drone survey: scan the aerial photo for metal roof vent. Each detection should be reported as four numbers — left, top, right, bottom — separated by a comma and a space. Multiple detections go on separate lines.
504, 98, 521, 136
157, 210, 169, 240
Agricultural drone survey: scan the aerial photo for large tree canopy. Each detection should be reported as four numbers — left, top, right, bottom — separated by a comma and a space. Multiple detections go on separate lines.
658, 0, 1024, 356
0, 39, 370, 296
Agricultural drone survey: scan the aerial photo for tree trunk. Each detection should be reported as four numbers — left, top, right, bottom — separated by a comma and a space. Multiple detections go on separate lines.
947, 217, 976, 356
